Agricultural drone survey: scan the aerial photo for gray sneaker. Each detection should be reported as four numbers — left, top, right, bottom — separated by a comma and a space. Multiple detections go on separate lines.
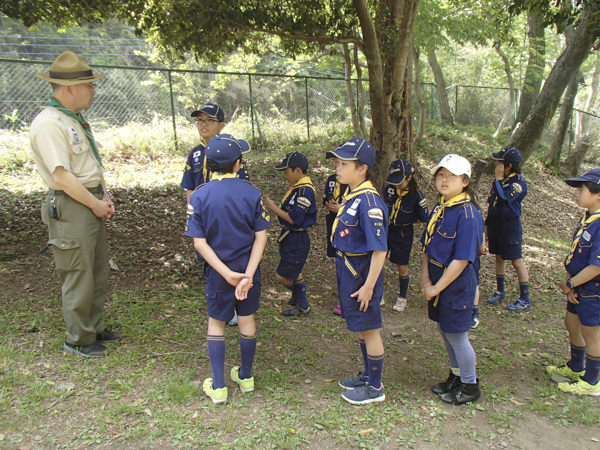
63, 341, 108, 358
96, 329, 121, 343
342, 383, 385, 405
338, 371, 368, 390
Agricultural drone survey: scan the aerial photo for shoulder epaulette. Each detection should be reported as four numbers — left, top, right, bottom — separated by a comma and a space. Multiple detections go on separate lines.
462, 203, 475, 219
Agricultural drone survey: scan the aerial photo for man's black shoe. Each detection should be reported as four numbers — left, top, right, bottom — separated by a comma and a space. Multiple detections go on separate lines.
63, 341, 108, 358
96, 329, 122, 343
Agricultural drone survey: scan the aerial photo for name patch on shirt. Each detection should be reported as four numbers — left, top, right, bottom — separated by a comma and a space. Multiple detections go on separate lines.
583, 231, 592, 242
351, 199, 361, 209
367, 208, 383, 220
347, 209, 357, 216
68, 127, 83, 144
339, 228, 350, 238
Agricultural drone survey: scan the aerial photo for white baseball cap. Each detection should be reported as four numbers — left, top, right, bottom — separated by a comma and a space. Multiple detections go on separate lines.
430, 154, 471, 178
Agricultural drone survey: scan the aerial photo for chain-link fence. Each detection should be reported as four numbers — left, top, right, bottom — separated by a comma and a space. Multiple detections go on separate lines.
445, 84, 518, 128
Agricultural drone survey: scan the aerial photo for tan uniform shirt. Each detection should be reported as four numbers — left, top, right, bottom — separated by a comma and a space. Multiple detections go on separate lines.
29, 106, 103, 190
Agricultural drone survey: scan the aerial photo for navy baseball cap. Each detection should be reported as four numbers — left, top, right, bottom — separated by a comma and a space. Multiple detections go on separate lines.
326, 138, 376, 168
565, 168, 600, 187
191, 102, 225, 122
386, 159, 413, 185
275, 152, 308, 171
492, 146, 522, 166
206, 134, 250, 169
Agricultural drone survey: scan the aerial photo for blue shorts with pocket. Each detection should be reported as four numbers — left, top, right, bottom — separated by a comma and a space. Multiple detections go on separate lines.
566, 283, 600, 327
277, 229, 310, 280
487, 216, 523, 260
336, 253, 383, 333
387, 224, 414, 266
205, 257, 261, 322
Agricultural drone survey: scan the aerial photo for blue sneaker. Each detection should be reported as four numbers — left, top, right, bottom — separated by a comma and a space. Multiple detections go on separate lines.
339, 371, 368, 390
342, 383, 385, 405
228, 311, 238, 326
487, 291, 506, 304
470, 309, 480, 329
506, 298, 532, 312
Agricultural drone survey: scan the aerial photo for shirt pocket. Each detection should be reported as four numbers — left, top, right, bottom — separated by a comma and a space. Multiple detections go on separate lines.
340, 211, 360, 228
70, 138, 92, 174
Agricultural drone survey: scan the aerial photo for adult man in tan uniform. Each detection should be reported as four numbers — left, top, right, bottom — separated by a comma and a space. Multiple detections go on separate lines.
30, 51, 121, 358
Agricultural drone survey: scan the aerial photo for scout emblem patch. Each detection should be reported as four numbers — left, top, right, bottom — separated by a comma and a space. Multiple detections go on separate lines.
297, 197, 312, 208
339, 228, 350, 238
368, 208, 383, 220
68, 126, 82, 143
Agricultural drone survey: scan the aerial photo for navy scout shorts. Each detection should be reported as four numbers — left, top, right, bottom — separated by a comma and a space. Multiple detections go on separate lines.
427, 260, 476, 333
387, 224, 414, 266
566, 283, 600, 327
277, 229, 310, 280
205, 257, 261, 323
336, 254, 383, 333
487, 217, 523, 260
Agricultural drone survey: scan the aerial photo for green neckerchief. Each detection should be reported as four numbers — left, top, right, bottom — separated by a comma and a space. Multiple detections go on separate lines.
47, 97, 103, 167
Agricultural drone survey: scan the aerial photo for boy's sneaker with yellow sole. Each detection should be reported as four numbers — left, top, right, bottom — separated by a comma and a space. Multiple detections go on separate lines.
546, 364, 584, 383
558, 378, 600, 396
230, 366, 254, 392
203, 378, 228, 404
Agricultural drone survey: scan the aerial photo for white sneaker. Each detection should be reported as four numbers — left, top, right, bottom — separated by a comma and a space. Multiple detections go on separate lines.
380, 297, 385, 306
393, 296, 407, 312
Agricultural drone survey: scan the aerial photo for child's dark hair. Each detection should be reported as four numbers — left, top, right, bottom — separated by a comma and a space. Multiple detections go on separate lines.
354, 161, 383, 197
206, 156, 241, 174
290, 166, 307, 175
583, 181, 600, 194
502, 161, 521, 174
406, 175, 419, 197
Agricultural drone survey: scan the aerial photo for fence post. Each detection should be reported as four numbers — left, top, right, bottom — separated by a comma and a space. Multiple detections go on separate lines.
305, 77, 310, 139
248, 74, 255, 141
455, 86, 458, 119
168, 70, 178, 151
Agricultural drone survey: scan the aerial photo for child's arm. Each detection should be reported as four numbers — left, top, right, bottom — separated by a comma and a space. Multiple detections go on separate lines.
421, 253, 432, 291
194, 238, 246, 287
559, 265, 600, 304
263, 195, 295, 225
351, 250, 387, 311
422, 259, 469, 301
235, 230, 268, 300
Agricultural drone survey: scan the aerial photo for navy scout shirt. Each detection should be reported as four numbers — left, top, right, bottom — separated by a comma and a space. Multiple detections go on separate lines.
279, 176, 317, 230
323, 174, 348, 208
185, 175, 271, 263
384, 185, 429, 226
565, 213, 600, 288
487, 172, 527, 219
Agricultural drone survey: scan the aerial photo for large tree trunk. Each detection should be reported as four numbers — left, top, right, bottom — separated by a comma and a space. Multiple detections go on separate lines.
514, 11, 545, 128
564, 136, 591, 176
353, 0, 421, 184
508, 6, 596, 164
576, 55, 600, 146
342, 43, 365, 139
354, 44, 368, 138
493, 42, 516, 137
545, 69, 580, 168
413, 45, 425, 146
427, 49, 454, 126
400, 42, 416, 170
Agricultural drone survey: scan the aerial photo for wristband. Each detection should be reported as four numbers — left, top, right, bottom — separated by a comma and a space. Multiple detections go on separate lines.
102, 190, 111, 196
566, 279, 574, 290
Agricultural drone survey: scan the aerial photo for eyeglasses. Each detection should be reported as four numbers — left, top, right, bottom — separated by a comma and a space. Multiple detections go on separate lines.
195, 118, 220, 126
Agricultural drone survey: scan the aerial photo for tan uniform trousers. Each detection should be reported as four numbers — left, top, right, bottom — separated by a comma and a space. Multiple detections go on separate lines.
42, 185, 108, 346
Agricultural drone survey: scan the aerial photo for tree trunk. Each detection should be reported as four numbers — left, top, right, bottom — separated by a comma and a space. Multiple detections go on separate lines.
564, 136, 591, 176
354, 44, 368, 138
514, 11, 545, 129
399, 43, 416, 173
427, 49, 454, 126
342, 43, 364, 139
493, 42, 516, 137
545, 69, 580, 169
508, 6, 596, 164
353, 0, 421, 184
576, 55, 600, 146
413, 45, 425, 146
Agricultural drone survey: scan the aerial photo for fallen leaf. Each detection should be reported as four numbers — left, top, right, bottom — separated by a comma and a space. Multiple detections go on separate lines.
191, 411, 198, 419
509, 398, 525, 406
323, 379, 334, 382
45, 380, 55, 386
591, 437, 599, 442
0, 434, 5, 442
358, 429, 374, 437
144, 408, 152, 416
109, 259, 120, 271
57, 382, 75, 392
314, 423, 325, 430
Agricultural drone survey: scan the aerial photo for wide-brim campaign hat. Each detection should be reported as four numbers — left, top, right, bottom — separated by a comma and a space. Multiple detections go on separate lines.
386, 159, 413, 185
37, 51, 105, 86
565, 168, 600, 187
191, 103, 225, 122
206, 134, 250, 169
275, 152, 308, 171
430, 154, 471, 178
492, 146, 522, 166
326, 138, 376, 168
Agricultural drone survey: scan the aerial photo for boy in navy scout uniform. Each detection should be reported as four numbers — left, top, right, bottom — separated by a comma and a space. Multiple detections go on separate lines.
323, 154, 348, 315
485, 146, 531, 312
384, 159, 429, 312
185, 134, 271, 404
546, 169, 600, 397
328, 138, 388, 405
421, 154, 484, 405
263, 152, 318, 317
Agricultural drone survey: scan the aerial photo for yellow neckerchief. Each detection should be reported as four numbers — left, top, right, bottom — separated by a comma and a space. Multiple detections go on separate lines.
280, 176, 315, 206
331, 180, 379, 243
199, 137, 209, 182
422, 192, 471, 248
492, 172, 517, 207
389, 188, 410, 224
211, 172, 238, 181
565, 211, 600, 265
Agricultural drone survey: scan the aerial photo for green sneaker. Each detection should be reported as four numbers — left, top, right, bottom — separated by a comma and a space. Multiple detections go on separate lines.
546, 364, 584, 383
230, 366, 255, 392
202, 378, 228, 404
558, 378, 600, 396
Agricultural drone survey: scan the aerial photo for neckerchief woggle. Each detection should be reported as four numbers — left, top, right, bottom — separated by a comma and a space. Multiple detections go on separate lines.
47, 97, 103, 168
389, 188, 410, 224
280, 176, 315, 207
422, 192, 470, 248
565, 211, 600, 265
331, 180, 378, 244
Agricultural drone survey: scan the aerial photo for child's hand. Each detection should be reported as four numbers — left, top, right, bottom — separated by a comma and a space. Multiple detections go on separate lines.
421, 277, 432, 292
494, 161, 505, 180
327, 200, 341, 213
566, 290, 579, 304
225, 271, 246, 288
235, 277, 253, 300
263, 195, 276, 211
351, 285, 374, 312
422, 284, 440, 301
